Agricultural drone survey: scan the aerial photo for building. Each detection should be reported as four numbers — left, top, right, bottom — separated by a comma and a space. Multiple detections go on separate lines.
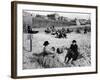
47, 13, 59, 20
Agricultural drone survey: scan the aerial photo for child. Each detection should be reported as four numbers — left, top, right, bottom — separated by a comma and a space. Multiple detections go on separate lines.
65, 40, 79, 63
70, 40, 79, 61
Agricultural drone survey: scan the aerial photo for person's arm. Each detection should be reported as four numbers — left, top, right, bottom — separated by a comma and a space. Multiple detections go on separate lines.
44, 46, 54, 55
76, 44, 78, 50
70, 44, 73, 49
43, 46, 46, 52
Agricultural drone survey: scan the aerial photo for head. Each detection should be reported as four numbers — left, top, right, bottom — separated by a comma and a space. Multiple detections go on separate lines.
28, 25, 30, 28
51, 47, 55, 51
56, 48, 63, 54
72, 40, 77, 45
52, 26, 54, 28
43, 41, 49, 47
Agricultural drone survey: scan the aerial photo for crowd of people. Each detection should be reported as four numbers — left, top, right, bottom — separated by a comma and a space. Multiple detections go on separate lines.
44, 25, 91, 38
45, 26, 67, 38
44, 25, 90, 40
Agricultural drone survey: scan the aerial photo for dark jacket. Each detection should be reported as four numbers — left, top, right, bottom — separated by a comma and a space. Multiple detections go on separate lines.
70, 44, 78, 52
70, 44, 79, 60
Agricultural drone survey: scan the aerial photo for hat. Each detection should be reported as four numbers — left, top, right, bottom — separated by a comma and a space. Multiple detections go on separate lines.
43, 41, 49, 46
72, 40, 76, 43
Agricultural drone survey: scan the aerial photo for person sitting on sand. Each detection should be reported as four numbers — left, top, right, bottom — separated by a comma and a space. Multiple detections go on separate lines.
64, 40, 79, 63
70, 40, 79, 60
43, 41, 55, 56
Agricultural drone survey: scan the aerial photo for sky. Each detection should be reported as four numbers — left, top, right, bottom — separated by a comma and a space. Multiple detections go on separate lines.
24, 10, 91, 20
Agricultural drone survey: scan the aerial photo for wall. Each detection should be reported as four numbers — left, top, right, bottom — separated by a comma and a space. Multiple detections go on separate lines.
0, 0, 99, 80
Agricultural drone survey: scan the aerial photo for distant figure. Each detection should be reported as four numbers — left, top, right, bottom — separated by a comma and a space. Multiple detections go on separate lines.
76, 19, 81, 26
84, 28, 87, 34
56, 30, 62, 38
66, 28, 70, 33
28, 26, 32, 33
27, 25, 38, 34
64, 40, 79, 63
76, 29, 81, 33
51, 26, 56, 35
45, 27, 51, 33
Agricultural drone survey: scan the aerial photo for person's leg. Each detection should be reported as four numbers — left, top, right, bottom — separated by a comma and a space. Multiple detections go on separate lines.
73, 52, 78, 61
66, 57, 71, 63
64, 55, 68, 62
69, 58, 74, 63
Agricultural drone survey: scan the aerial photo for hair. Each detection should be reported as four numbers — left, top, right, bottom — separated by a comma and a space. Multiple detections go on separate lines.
72, 40, 76, 43
51, 47, 55, 51
56, 48, 63, 54
43, 41, 49, 46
